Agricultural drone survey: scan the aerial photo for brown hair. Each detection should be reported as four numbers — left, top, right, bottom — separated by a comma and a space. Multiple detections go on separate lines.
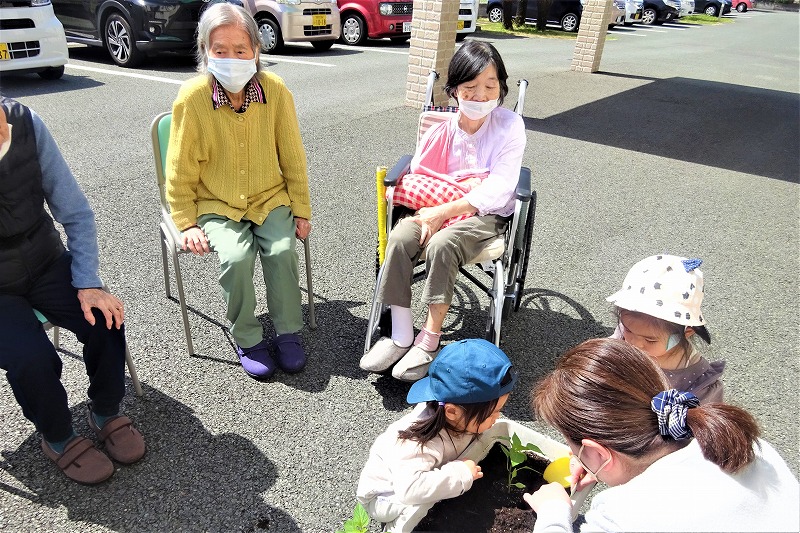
532, 338, 760, 473
398, 398, 501, 447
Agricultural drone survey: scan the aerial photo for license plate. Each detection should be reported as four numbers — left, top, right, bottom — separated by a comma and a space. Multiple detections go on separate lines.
312, 14, 326, 26
402, 21, 412, 32
0, 43, 9, 61
457, 20, 465, 29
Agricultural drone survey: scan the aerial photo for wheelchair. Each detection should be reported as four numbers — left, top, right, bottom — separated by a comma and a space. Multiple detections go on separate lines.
364, 71, 536, 355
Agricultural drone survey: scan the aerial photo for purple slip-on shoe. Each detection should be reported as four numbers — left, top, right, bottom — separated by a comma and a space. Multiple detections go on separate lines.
273, 333, 307, 374
236, 339, 277, 380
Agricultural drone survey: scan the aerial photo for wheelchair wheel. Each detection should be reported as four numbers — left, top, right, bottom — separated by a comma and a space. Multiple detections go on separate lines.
513, 190, 536, 312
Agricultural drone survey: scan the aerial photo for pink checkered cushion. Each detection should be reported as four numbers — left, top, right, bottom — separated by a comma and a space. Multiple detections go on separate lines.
390, 174, 475, 229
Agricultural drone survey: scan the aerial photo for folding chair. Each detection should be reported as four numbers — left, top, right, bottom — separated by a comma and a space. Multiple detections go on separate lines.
34, 309, 143, 397
151, 112, 317, 357
365, 71, 536, 354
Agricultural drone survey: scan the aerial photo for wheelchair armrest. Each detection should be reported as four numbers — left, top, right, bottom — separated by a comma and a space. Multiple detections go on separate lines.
385, 155, 413, 186
515, 167, 532, 200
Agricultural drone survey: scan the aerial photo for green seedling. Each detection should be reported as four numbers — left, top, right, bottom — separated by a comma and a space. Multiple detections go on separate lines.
337, 502, 370, 533
497, 433, 544, 492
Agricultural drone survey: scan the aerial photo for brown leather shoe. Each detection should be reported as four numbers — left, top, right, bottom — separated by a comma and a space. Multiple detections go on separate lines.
41, 436, 114, 485
87, 411, 146, 465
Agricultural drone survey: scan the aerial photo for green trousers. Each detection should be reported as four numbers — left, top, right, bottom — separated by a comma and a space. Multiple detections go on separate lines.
199, 206, 301, 348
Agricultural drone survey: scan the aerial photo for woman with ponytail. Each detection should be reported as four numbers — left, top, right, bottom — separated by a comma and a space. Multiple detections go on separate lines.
525, 338, 798, 532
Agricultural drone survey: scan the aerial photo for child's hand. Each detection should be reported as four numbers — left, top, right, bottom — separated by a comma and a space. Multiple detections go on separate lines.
462, 459, 483, 480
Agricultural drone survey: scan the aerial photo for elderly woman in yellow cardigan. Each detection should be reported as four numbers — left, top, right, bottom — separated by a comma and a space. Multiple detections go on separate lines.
166, 2, 311, 380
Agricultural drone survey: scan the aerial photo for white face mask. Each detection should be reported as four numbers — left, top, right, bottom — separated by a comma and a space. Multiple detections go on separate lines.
0, 123, 12, 163
458, 99, 498, 121
207, 56, 256, 94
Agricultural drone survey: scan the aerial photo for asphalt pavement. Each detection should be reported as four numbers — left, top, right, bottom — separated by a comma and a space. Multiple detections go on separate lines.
0, 10, 798, 532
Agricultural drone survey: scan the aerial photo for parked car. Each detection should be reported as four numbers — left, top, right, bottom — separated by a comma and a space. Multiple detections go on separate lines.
50, 0, 203, 67
337, 0, 411, 45
732, 0, 751, 11
623, 0, 644, 24
678, 0, 694, 16
0, 0, 68, 79
610, 0, 626, 26
641, 0, 679, 24
456, 0, 479, 40
694, 0, 731, 14
485, 0, 583, 32
245, 0, 340, 53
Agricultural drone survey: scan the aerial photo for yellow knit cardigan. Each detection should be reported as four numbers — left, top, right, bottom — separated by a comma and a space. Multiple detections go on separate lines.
166, 71, 312, 231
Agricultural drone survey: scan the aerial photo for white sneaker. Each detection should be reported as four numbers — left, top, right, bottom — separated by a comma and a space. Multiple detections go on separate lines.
360, 337, 411, 372
391, 345, 439, 382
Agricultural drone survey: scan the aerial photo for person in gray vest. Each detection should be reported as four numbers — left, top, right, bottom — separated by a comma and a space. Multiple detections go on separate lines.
0, 97, 145, 485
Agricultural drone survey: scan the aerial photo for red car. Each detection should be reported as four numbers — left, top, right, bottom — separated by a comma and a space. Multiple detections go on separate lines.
732, 0, 752, 11
337, 0, 412, 45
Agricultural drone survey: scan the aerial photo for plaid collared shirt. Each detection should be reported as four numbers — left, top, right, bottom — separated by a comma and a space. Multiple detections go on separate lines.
211, 77, 266, 113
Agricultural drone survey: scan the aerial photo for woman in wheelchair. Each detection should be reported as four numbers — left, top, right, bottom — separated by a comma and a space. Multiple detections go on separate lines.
360, 41, 526, 382
165, 2, 311, 380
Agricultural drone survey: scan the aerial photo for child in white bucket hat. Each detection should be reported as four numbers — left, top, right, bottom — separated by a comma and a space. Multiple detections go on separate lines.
606, 254, 725, 403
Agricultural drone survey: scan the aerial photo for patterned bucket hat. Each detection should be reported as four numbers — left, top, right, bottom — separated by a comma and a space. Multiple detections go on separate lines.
606, 255, 707, 328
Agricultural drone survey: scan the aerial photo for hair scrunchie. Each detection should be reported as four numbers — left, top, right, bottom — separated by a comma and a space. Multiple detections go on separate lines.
651, 389, 700, 440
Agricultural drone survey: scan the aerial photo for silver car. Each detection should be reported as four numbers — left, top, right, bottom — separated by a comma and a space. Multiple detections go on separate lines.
624, 0, 644, 24
244, 0, 341, 53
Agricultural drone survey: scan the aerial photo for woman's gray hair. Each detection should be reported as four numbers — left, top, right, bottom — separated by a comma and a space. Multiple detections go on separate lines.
196, 2, 262, 73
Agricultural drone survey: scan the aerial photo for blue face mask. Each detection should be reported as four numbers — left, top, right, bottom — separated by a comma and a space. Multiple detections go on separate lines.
666, 333, 681, 351
206, 56, 256, 94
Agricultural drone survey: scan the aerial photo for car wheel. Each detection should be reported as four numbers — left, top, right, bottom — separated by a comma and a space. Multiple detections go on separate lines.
642, 7, 657, 24
736, 2, 746, 10
340, 13, 367, 45
704, 3, 718, 15
311, 39, 335, 51
38, 66, 65, 80
488, 5, 504, 23
561, 12, 579, 32
257, 17, 283, 53
105, 13, 144, 67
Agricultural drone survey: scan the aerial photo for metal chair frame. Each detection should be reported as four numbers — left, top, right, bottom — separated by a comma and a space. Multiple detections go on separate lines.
34, 309, 143, 397
150, 112, 317, 357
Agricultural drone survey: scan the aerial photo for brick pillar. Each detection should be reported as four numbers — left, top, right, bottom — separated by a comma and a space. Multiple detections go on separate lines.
405, 0, 460, 108
570, 0, 613, 72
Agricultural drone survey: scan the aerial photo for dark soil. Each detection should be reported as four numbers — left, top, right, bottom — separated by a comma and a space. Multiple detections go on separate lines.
415, 442, 551, 533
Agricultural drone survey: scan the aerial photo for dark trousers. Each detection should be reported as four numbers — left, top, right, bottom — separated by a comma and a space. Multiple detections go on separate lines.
0, 252, 126, 443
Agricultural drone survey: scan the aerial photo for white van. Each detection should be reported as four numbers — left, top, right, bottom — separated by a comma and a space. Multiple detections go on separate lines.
0, 0, 68, 79
456, 0, 479, 40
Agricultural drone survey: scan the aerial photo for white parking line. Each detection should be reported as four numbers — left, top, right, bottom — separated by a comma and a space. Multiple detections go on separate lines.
335, 45, 409, 55
65, 64, 184, 84
608, 30, 648, 36
260, 55, 336, 66
660, 23, 689, 28
630, 26, 667, 32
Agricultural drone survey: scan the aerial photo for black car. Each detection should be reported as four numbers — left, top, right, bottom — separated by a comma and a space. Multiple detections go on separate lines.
641, 0, 679, 24
486, 0, 583, 32
52, 0, 204, 67
693, 0, 731, 15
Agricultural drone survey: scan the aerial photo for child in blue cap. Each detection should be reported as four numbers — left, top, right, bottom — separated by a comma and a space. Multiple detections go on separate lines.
356, 339, 518, 533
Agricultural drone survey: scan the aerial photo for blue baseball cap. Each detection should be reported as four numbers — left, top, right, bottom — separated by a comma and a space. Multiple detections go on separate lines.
407, 339, 518, 405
